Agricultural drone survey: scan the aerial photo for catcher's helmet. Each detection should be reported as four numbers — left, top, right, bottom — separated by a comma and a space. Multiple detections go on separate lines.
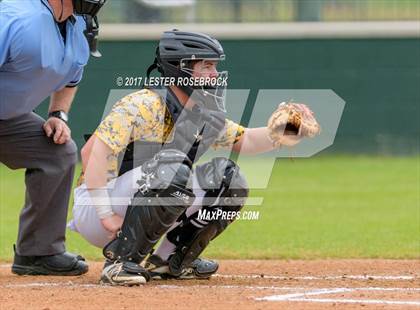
148, 30, 228, 112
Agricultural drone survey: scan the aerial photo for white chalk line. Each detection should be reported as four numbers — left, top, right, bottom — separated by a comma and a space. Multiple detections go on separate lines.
257, 288, 353, 301
0, 282, 311, 290
158, 284, 306, 291
1, 281, 305, 290
284, 298, 420, 306
3, 281, 419, 293
160, 285, 419, 292
4, 281, 105, 288
256, 287, 420, 306
215, 273, 417, 281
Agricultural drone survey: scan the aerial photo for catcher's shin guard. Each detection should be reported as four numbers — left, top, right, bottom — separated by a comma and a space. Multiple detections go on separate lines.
103, 150, 194, 264
167, 216, 224, 276
167, 158, 249, 276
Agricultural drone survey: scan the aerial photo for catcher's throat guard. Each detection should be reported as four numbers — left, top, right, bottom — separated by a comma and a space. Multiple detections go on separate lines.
73, 0, 107, 57
103, 150, 195, 264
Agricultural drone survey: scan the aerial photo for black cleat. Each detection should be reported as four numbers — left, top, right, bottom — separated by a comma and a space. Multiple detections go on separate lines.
12, 248, 88, 276
145, 254, 218, 280
100, 261, 150, 286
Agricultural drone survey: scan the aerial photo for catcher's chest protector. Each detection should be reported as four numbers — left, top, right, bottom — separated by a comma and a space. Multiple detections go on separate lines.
118, 87, 226, 176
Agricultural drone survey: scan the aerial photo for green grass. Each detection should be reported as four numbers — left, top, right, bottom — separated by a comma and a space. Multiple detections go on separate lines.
1, 156, 419, 261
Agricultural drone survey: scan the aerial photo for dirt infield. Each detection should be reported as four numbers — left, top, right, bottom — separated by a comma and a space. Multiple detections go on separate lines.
0, 260, 419, 310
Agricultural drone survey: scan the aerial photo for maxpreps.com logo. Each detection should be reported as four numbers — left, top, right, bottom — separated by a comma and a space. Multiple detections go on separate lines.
170, 190, 191, 203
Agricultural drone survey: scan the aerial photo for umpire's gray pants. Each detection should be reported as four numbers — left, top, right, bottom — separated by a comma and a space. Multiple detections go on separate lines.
0, 112, 77, 256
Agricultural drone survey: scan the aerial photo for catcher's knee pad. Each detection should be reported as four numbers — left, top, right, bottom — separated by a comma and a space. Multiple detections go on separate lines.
103, 149, 195, 263
196, 157, 249, 207
166, 158, 249, 276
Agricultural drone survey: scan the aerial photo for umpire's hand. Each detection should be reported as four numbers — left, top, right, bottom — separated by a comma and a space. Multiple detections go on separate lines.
43, 117, 71, 144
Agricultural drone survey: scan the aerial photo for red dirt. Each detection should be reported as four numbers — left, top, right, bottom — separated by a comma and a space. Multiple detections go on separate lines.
0, 259, 419, 310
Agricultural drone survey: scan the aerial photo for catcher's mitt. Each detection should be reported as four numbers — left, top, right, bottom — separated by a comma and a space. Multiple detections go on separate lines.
267, 102, 320, 147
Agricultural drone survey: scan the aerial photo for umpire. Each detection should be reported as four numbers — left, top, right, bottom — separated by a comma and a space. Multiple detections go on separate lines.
0, 0, 106, 275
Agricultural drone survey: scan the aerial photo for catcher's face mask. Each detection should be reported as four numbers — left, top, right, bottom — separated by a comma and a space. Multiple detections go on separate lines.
180, 58, 228, 112
73, 0, 107, 57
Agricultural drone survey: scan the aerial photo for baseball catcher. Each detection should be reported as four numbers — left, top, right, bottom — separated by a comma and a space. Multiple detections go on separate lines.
68, 30, 320, 285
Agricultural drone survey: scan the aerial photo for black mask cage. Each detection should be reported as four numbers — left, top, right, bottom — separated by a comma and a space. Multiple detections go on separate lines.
73, 0, 107, 57
179, 58, 228, 112
73, 0, 106, 16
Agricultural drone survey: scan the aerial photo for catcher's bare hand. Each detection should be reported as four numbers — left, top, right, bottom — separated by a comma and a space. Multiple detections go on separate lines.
43, 117, 71, 144
101, 214, 124, 239
267, 102, 320, 147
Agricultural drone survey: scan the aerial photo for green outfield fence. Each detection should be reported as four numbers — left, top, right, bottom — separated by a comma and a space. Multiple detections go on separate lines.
35, 22, 420, 155
100, 0, 420, 23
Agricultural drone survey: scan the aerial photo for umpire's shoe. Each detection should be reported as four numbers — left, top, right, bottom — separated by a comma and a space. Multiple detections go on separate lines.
145, 254, 219, 280
100, 260, 151, 286
12, 246, 88, 276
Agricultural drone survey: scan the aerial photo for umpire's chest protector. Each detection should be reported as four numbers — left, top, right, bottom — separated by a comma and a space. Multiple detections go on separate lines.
118, 87, 226, 176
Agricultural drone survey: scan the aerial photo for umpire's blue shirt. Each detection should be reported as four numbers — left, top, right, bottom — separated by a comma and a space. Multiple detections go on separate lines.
0, 0, 90, 119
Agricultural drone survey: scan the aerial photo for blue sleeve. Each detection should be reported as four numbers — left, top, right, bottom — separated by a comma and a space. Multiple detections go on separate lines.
66, 67, 84, 87
66, 15, 88, 87
0, 15, 12, 67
